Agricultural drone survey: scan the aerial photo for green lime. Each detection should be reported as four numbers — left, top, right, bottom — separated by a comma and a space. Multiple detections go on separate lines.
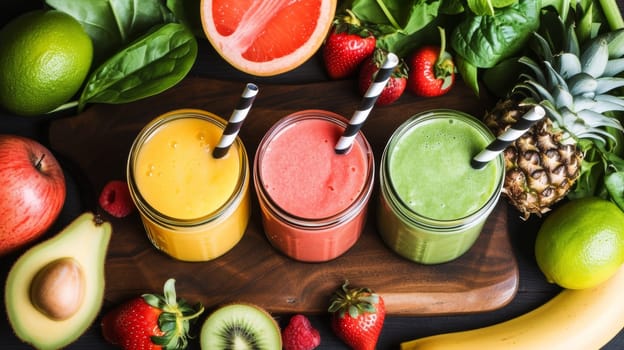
0, 10, 93, 116
535, 197, 624, 289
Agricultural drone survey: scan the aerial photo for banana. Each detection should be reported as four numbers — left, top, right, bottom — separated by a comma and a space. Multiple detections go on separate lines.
400, 265, 624, 350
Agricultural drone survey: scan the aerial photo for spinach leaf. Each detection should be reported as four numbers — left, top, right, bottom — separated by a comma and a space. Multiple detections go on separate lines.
466, 0, 519, 16
482, 56, 524, 97
78, 23, 197, 111
451, 0, 540, 68
166, 0, 203, 36
605, 172, 624, 210
455, 55, 480, 95
466, 0, 495, 16
602, 149, 624, 208
348, 0, 442, 56
45, 0, 175, 64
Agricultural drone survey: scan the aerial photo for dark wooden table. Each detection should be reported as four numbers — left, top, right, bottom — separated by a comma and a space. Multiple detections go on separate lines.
1, 2, 624, 349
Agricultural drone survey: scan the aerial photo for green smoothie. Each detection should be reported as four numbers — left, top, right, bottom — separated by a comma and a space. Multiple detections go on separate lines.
377, 110, 503, 264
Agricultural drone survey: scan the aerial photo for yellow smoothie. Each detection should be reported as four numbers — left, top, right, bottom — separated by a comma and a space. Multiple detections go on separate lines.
128, 109, 250, 261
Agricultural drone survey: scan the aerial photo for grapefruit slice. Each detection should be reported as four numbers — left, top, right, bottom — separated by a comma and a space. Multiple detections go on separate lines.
200, 0, 336, 76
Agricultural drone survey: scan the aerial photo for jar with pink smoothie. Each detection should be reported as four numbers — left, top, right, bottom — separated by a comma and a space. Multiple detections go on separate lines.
253, 110, 375, 262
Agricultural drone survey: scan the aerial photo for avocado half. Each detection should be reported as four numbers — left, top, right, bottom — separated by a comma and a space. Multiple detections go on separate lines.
4, 212, 112, 350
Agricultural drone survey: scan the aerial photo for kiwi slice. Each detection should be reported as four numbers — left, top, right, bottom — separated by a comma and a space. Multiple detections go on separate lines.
200, 303, 282, 349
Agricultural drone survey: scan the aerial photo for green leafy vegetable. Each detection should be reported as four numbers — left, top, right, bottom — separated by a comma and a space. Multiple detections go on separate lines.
45, 0, 199, 112
45, 0, 174, 64
451, 0, 540, 69
78, 23, 197, 111
605, 172, 624, 210
455, 56, 480, 95
466, 0, 495, 16
570, 125, 624, 211
166, 0, 203, 36
345, 0, 443, 57
481, 57, 524, 98
466, 0, 520, 15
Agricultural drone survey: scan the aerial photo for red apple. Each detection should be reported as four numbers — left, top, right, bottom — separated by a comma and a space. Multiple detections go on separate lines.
0, 134, 66, 255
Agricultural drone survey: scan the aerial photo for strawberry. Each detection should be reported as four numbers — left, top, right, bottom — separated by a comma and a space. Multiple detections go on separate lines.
407, 27, 456, 97
101, 279, 204, 350
322, 10, 376, 80
99, 180, 135, 218
358, 49, 407, 106
282, 314, 321, 350
328, 281, 386, 350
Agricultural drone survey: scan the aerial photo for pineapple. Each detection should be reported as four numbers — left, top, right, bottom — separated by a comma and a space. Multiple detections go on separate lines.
483, 14, 624, 219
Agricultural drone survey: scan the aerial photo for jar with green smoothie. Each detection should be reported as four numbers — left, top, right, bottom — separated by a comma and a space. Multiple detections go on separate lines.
377, 109, 504, 264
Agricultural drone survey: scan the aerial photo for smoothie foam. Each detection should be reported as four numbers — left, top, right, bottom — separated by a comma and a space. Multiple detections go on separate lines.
260, 118, 367, 219
254, 111, 374, 262
128, 110, 250, 262
388, 117, 499, 220
135, 117, 240, 220
377, 110, 503, 264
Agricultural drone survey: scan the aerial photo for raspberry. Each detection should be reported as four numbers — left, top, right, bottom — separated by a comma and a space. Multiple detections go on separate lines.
99, 180, 135, 218
282, 314, 321, 350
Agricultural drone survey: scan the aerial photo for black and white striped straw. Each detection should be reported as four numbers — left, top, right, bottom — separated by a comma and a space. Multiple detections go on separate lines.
471, 105, 546, 169
213, 83, 258, 159
335, 52, 399, 155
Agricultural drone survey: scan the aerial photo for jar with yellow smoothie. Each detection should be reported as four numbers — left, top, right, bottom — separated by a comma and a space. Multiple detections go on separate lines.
127, 109, 250, 261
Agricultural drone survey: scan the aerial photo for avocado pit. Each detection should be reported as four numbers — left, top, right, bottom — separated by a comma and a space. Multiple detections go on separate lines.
30, 257, 86, 321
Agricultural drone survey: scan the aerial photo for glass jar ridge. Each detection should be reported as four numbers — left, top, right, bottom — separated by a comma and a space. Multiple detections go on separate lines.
253, 109, 375, 262
127, 109, 250, 262
377, 109, 504, 264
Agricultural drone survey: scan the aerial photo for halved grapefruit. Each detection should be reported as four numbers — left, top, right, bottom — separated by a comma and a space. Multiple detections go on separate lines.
200, 0, 336, 76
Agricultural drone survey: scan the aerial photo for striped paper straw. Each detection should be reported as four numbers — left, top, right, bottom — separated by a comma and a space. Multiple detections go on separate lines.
471, 105, 546, 169
213, 83, 258, 159
335, 52, 399, 154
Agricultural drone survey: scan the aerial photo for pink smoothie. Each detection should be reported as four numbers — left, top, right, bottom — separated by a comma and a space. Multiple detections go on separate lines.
260, 118, 367, 219
254, 111, 374, 262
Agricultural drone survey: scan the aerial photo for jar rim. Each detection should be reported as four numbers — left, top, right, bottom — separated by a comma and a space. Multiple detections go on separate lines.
253, 109, 375, 229
127, 109, 249, 228
379, 109, 504, 231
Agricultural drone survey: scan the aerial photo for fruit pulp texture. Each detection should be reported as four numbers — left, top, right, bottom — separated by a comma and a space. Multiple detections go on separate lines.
258, 117, 370, 262
378, 115, 501, 264
134, 116, 249, 261
212, 0, 320, 61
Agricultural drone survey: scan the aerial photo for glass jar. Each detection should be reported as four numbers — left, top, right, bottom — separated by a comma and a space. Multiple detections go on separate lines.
127, 109, 250, 262
254, 110, 374, 262
377, 109, 504, 264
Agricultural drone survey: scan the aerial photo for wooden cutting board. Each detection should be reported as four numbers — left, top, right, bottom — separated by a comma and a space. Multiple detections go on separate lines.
48, 76, 519, 316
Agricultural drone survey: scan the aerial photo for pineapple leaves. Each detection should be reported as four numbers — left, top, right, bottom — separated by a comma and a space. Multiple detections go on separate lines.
568, 73, 598, 95
602, 29, 624, 57
595, 77, 624, 94
519, 56, 548, 86
553, 86, 574, 110
580, 38, 609, 77
604, 58, 624, 77
555, 53, 582, 78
